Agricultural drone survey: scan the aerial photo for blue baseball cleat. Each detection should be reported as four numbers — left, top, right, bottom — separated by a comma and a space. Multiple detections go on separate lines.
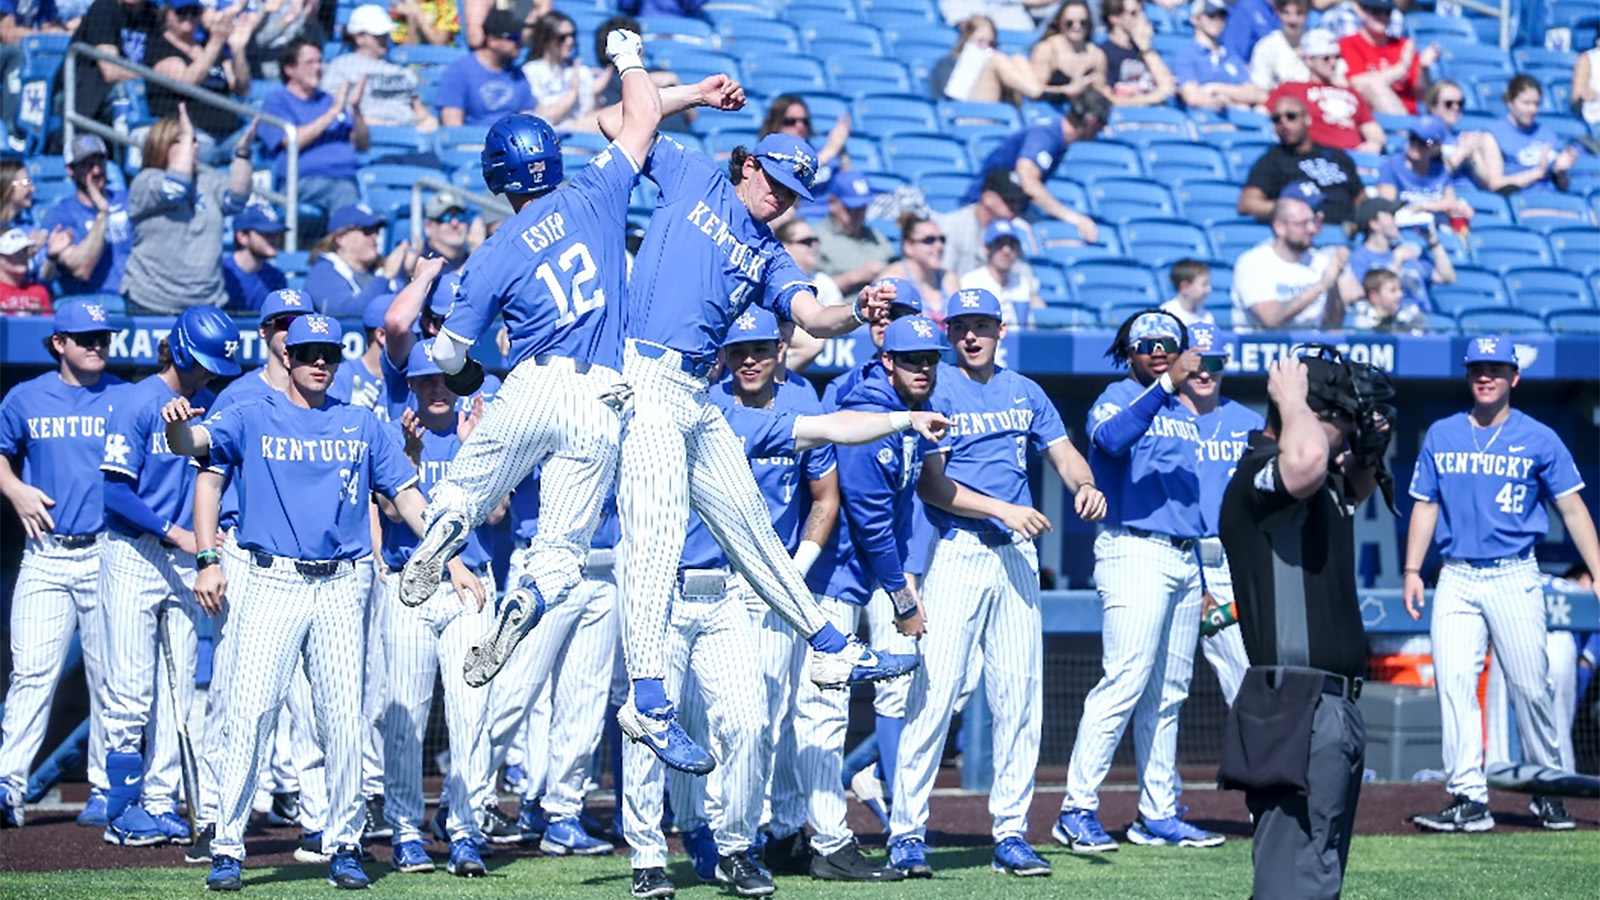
448, 837, 487, 877
992, 836, 1051, 876
616, 700, 715, 776
517, 797, 548, 840
1126, 815, 1225, 848
888, 836, 933, 878
1, 785, 23, 829
464, 578, 546, 688
327, 845, 370, 889
541, 815, 615, 856
683, 823, 719, 882
391, 839, 435, 873
502, 763, 526, 794
77, 788, 109, 827
809, 638, 919, 689
152, 809, 193, 844
206, 854, 242, 891
104, 805, 166, 846
1052, 809, 1118, 853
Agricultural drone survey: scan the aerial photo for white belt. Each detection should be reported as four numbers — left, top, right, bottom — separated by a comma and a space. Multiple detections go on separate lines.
1199, 536, 1224, 568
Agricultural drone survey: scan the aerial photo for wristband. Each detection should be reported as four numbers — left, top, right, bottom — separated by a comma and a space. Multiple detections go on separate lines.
1076, 482, 1097, 493
851, 300, 870, 326
1158, 372, 1176, 394
613, 52, 645, 75
889, 411, 912, 432
197, 549, 221, 570
792, 540, 821, 578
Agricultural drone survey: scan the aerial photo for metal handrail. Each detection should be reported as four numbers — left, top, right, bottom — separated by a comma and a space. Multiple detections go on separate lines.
1434, 0, 1515, 50
63, 42, 303, 251
409, 175, 513, 248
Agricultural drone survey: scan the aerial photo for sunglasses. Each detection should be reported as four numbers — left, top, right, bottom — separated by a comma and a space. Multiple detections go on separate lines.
911, 234, 947, 246
1271, 111, 1302, 123
1199, 355, 1225, 373
1436, 98, 1463, 109
788, 235, 820, 247
270, 313, 306, 332
782, 116, 810, 127
358, 225, 383, 236
67, 331, 112, 348
1133, 336, 1178, 355
556, 30, 575, 39
289, 344, 342, 366
432, 211, 470, 224
1062, 17, 1089, 26
892, 350, 942, 368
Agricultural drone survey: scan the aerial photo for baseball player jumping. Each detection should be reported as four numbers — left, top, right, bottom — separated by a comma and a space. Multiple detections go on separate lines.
889, 290, 1104, 878
0, 302, 122, 830
1405, 336, 1600, 833
98, 305, 241, 848
1057, 310, 1219, 853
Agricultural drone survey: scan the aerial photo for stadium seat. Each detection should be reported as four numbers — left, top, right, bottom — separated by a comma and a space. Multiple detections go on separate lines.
1458, 189, 1512, 224
790, 0, 859, 21
965, 126, 1019, 167
919, 172, 969, 211
638, 14, 718, 43
1545, 308, 1600, 334
1348, 150, 1384, 184
388, 44, 465, 68
1097, 298, 1157, 327
744, 54, 829, 94
1157, 259, 1233, 294
792, 91, 849, 134
1436, 40, 1512, 77
1105, 107, 1196, 145
1090, 179, 1177, 222
853, 93, 940, 134
1469, 226, 1553, 271
14, 54, 60, 155
843, 135, 885, 170
860, 0, 937, 17
717, 18, 803, 54
359, 164, 444, 194
1407, 12, 1476, 40
1511, 190, 1596, 228
1030, 304, 1099, 329
827, 56, 914, 95
939, 100, 1023, 130
25, 156, 66, 184
703, 0, 781, 20
1501, 267, 1595, 314
1119, 218, 1212, 265
1044, 179, 1090, 216
649, 44, 743, 81
804, 22, 884, 57
1210, 219, 1272, 259
1033, 219, 1111, 254
702, 127, 761, 160
1031, 261, 1072, 307
1176, 180, 1246, 225
1456, 308, 1547, 333
434, 126, 488, 154
1065, 141, 1144, 178
1432, 267, 1509, 315
883, 132, 972, 173
1142, 141, 1229, 183
1547, 226, 1600, 270
366, 125, 425, 154
1069, 259, 1161, 306
1223, 140, 1275, 181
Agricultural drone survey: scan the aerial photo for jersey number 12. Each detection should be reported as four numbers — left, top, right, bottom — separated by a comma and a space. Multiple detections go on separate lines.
1495, 482, 1527, 515
535, 243, 604, 326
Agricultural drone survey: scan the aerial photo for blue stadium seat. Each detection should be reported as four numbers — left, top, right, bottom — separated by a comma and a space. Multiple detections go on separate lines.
793, 91, 850, 135
1511, 189, 1596, 228
1031, 304, 1099, 329
1502, 267, 1595, 314
275, 250, 312, 278
359, 164, 443, 195
1119, 218, 1212, 265
790, 0, 859, 21
966, 126, 1019, 167
717, 18, 802, 53
827, 56, 914, 95
1090, 179, 1177, 222
1105, 107, 1196, 145
1045, 179, 1090, 215
1348, 150, 1384, 184
1456, 308, 1546, 333
1223, 140, 1275, 181
1030, 260, 1071, 306
1097, 298, 1158, 328
1142, 141, 1229, 183
887, 23, 958, 56
883, 132, 972, 172
1469, 226, 1553, 271
14, 54, 60, 155
1065, 140, 1144, 178
21, 33, 70, 63
434, 126, 488, 153
865, 172, 910, 192
1407, 12, 1476, 40
1547, 226, 1600, 270
939, 100, 1023, 129
648, 44, 743, 81
859, 0, 938, 17
1157, 259, 1232, 294
1432, 266, 1509, 315
1436, 40, 1512, 76
1176, 180, 1246, 225
362, 187, 412, 220
843, 135, 884, 170
1458, 189, 1512, 224
853, 93, 940, 134
1068, 259, 1161, 306
25, 156, 66, 184
702, 127, 761, 160
804, 22, 884, 57
366, 125, 425, 154
388, 44, 465, 68
1545, 308, 1600, 335
744, 54, 829, 94
1034, 219, 1116, 253
703, 0, 781, 20
638, 14, 718, 43
1210, 219, 1271, 259
919, 171, 969, 210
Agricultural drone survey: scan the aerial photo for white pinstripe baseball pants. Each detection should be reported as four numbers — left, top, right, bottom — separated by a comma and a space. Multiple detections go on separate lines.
1485, 633, 1581, 771
98, 531, 199, 816
1432, 556, 1562, 804
891, 532, 1040, 844
617, 342, 827, 682
197, 534, 245, 825
623, 581, 763, 868
211, 560, 366, 860
743, 582, 808, 839
0, 537, 108, 797
481, 549, 617, 819
1200, 549, 1249, 706
382, 570, 493, 844
359, 559, 387, 799
866, 590, 912, 719
1064, 530, 1202, 822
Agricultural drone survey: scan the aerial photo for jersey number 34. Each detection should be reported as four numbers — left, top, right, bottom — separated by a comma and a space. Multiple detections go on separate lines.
535, 243, 604, 327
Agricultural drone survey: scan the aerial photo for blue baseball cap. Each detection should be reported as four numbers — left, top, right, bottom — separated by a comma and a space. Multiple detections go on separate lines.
882, 315, 946, 354
828, 170, 878, 210
1187, 322, 1231, 358
407, 339, 444, 378
286, 314, 343, 348
363, 292, 394, 331
722, 307, 782, 345
54, 299, 115, 334
258, 288, 311, 326
945, 288, 1003, 322
751, 133, 819, 202
233, 205, 287, 235
983, 219, 1023, 247
1129, 311, 1183, 342
425, 272, 462, 320
1463, 334, 1518, 368
328, 204, 384, 234
875, 277, 923, 316
1410, 114, 1449, 145
165, 0, 202, 9
1282, 180, 1325, 210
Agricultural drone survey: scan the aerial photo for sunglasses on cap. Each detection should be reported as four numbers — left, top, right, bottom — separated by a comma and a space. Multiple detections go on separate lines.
1199, 356, 1225, 373
1133, 336, 1179, 355
66, 331, 112, 348
289, 344, 342, 366
892, 350, 942, 368
756, 150, 816, 183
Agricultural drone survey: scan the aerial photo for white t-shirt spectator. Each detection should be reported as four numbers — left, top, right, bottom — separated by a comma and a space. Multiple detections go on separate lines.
959, 264, 1034, 326
1231, 240, 1338, 331
1160, 297, 1216, 327
1249, 30, 1311, 90
522, 59, 601, 127
322, 53, 423, 127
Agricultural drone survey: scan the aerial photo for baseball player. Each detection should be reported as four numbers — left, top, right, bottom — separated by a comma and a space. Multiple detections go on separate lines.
0, 301, 122, 830
888, 289, 1103, 878
328, 292, 396, 419
1179, 323, 1259, 705
1405, 335, 1600, 833
380, 339, 496, 877
1056, 310, 1219, 853
98, 305, 241, 848
162, 314, 452, 892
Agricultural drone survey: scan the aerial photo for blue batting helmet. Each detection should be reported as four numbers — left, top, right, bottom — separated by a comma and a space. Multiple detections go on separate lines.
481, 114, 563, 195
169, 305, 242, 376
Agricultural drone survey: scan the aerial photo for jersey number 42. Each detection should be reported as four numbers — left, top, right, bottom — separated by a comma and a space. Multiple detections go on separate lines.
1495, 482, 1527, 515
535, 243, 604, 327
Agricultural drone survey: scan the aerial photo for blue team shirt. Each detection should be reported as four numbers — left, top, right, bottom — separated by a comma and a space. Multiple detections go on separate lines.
220, 254, 288, 313
1408, 410, 1585, 561
821, 359, 878, 412
42, 190, 133, 296
435, 55, 536, 126
329, 355, 387, 419
204, 392, 415, 560
626, 136, 813, 366
1219, 0, 1279, 62
378, 422, 491, 570
0, 372, 124, 536
1486, 117, 1565, 189
1170, 40, 1251, 89
379, 344, 501, 421
963, 124, 1066, 204
257, 88, 361, 184
709, 379, 835, 554
446, 143, 638, 372
0, 0, 61, 26
680, 404, 805, 570
1087, 378, 1205, 538
925, 363, 1067, 540
1192, 398, 1265, 536
100, 375, 215, 535
1377, 152, 1453, 208
1349, 244, 1435, 313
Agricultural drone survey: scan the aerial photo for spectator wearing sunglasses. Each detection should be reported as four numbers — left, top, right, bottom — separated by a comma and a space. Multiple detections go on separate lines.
815, 171, 895, 296
305, 204, 410, 317
419, 193, 472, 275
1375, 115, 1473, 223
759, 94, 851, 200
523, 10, 606, 132
775, 218, 842, 372
1029, 5, 1108, 106
1172, 0, 1267, 113
0, 228, 52, 314
1239, 93, 1364, 227
145, 0, 258, 149
221, 205, 290, 313
1269, 28, 1384, 153
878, 213, 960, 320
1421, 80, 1485, 191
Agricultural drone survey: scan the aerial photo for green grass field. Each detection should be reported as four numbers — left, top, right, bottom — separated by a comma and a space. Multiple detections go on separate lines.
3, 832, 1596, 900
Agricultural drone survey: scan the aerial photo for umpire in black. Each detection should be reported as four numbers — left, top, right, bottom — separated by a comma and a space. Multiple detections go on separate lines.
1218, 349, 1390, 899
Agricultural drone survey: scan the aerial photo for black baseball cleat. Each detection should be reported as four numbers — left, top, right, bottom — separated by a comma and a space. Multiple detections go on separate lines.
480, 802, 523, 844
362, 795, 392, 840
1412, 795, 1495, 833
186, 823, 216, 864
762, 829, 812, 876
716, 852, 776, 897
1530, 796, 1576, 831
632, 867, 676, 899
265, 791, 300, 827
809, 839, 905, 882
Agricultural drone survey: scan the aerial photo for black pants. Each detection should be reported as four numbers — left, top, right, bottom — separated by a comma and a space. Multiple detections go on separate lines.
1246, 694, 1365, 900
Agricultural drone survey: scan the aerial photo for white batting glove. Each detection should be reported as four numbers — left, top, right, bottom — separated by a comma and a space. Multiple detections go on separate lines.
606, 28, 645, 75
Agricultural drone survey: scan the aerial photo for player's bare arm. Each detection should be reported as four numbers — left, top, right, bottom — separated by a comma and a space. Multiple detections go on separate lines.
1553, 493, 1600, 601
385, 255, 448, 367
788, 280, 894, 340
918, 452, 1052, 538
160, 397, 211, 457
192, 471, 225, 615
795, 469, 840, 577
1267, 359, 1330, 499
603, 29, 665, 168
0, 456, 54, 539
790, 409, 952, 452
597, 74, 746, 145
1403, 499, 1440, 619
1044, 439, 1105, 521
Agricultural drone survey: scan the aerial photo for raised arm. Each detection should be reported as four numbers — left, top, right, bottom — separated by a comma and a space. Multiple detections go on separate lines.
598, 74, 745, 147
1267, 359, 1330, 500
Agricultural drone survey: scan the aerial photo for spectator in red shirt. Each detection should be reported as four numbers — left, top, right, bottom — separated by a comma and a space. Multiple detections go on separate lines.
1271, 28, 1384, 152
1339, 0, 1437, 114
0, 228, 53, 314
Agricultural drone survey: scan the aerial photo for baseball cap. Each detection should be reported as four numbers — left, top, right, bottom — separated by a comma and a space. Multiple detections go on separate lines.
882, 315, 946, 354
286, 314, 343, 348
54, 299, 115, 334
407, 339, 444, 378
1281, 180, 1325, 210
751, 133, 818, 202
328, 204, 384, 234
165, 0, 202, 9
0, 228, 30, 256
258, 288, 311, 326
64, 133, 108, 167
722, 307, 782, 346
982, 169, 1028, 208
1409, 114, 1449, 145
1358, 0, 1394, 11
983, 219, 1023, 247
945, 288, 1003, 322
828, 170, 878, 210
1354, 196, 1405, 233
1191, 0, 1227, 17
362, 292, 395, 331
481, 8, 521, 40
1187, 322, 1231, 358
345, 3, 396, 36
425, 192, 468, 220
875, 276, 923, 316
1128, 311, 1183, 343
1463, 334, 1518, 368
233, 205, 287, 235
426, 272, 462, 320
1300, 27, 1339, 57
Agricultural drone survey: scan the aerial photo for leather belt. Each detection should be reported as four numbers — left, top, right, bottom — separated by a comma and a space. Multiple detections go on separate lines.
634, 340, 714, 379
1444, 549, 1534, 569
54, 534, 99, 549
1122, 526, 1198, 553
679, 567, 729, 599
253, 550, 352, 578
1323, 673, 1363, 701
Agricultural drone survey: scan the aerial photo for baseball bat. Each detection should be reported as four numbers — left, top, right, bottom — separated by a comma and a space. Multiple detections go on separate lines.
1485, 762, 1600, 799
159, 610, 203, 836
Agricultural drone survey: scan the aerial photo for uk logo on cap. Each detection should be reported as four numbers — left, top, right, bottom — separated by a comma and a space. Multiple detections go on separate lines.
734, 312, 757, 331
86, 304, 107, 323
308, 317, 330, 334
283, 291, 306, 307
911, 318, 935, 339
957, 291, 982, 308
1476, 337, 1499, 354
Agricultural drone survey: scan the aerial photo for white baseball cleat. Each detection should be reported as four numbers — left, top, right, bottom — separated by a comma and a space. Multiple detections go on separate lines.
400, 510, 468, 607
809, 638, 919, 690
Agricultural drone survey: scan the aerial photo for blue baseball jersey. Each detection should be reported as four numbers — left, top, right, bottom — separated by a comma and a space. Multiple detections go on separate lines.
203, 367, 281, 532
509, 472, 620, 551
815, 367, 932, 605
203, 392, 416, 561
329, 355, 387, 420
924, 363, 1067, 541
680, 404, 804, 570
710, 379, 836, 553
378, 422, 491, 571
379, 349, 502, 421
1408, 410, 1585, 561
101, 375, 216, 535
962, 124, 1066, 204
1192, 398, 1265, 536
1087, 378, 1205, 538
627, 136, 814, 367
443, 142, 640, 372
0, 372, 125, 536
